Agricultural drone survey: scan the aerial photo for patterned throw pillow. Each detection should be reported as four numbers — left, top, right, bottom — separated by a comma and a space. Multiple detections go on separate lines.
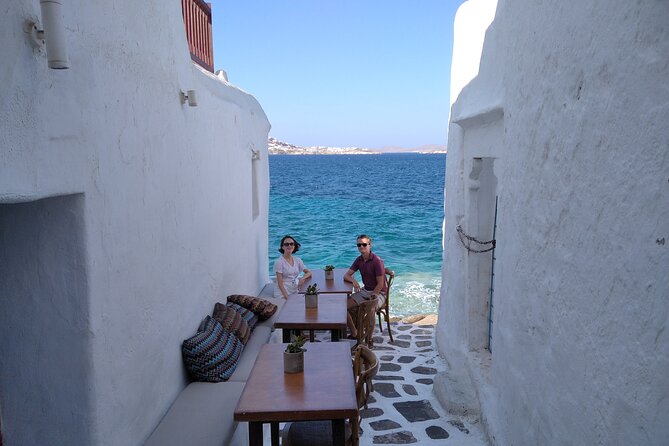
226, 294, 278, 321
181, 316, 244, 382
212, 302, 251, 344
225, 302, 259, 331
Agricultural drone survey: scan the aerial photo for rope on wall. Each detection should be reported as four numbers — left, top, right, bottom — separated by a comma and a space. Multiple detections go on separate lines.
456, 224, 496, 253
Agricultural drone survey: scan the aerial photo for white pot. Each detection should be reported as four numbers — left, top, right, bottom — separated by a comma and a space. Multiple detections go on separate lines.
305, 293, 318, 308
284, 351, 304, 374
324, 270, 334, 280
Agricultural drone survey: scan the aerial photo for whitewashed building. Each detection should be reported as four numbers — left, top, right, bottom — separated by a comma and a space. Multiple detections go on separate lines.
0, 1, 270, 444
436, 1, 669, 445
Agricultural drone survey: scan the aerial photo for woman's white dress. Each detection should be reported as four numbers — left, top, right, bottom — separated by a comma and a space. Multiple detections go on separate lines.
273, 256, 305, 298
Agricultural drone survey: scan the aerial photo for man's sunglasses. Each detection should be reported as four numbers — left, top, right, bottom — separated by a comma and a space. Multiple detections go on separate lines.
356, 243, 369, 247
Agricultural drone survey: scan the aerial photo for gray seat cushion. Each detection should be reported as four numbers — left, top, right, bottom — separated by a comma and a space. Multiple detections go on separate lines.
257, 282, 275, 299
145, 381, 245, 446
228, 325, 272, 382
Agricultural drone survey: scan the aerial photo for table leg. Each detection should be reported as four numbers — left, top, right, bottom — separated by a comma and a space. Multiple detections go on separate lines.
282, 329, 290, 343
248, 422, 263, 446
271, 422, 280, 446
331, 328, 340, 342
309, 330, 315, 342
332, 419, 346, 445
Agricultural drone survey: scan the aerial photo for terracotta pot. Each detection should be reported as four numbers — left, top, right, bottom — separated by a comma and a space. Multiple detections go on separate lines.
305, 293, 318, 308
324, 270, 334, 280
284, 351, 304, 374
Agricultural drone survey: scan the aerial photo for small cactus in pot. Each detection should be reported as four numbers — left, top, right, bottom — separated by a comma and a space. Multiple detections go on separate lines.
324, 265, 335, 280
305, 283, 319, 308
284, 334, 307, 373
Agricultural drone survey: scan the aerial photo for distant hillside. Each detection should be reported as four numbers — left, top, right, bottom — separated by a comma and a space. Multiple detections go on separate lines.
268, 138, 447, 155
267, 138, 380, 155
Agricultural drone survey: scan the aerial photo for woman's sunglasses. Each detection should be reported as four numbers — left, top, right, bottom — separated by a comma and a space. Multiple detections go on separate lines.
283, 242, 295, 246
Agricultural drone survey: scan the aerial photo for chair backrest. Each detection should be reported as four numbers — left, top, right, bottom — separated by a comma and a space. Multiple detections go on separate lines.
354, 297, 377, 345
353, 344, 378, 409
382, 268, 394, 309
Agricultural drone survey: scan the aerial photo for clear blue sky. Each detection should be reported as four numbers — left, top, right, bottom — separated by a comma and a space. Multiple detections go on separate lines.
209, 1, 465, 149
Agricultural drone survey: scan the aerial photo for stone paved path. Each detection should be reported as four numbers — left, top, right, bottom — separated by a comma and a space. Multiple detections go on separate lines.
348, 322, 489, 445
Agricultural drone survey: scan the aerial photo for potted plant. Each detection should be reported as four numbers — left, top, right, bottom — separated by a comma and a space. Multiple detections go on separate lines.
305, 283, 319, 308
324, 264, 335, 280
284, 334, 307, 374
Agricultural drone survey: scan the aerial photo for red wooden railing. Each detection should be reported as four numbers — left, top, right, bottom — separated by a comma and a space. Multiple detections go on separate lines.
181, 0, 214, 72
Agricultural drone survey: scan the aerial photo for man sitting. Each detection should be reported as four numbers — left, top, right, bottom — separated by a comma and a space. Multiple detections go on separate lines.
344, 234, 386, 347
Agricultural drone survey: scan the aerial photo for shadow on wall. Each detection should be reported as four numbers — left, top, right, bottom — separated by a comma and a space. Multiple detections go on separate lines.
0, 194, 93, 445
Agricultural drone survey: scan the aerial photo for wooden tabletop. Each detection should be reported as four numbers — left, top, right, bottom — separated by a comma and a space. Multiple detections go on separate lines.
298, 267, 353, 294
234, 342, 357, 423
273, 294, 348, 331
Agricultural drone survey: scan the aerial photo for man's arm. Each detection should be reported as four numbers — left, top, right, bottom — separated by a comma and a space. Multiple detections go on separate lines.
344, 268, 361, 292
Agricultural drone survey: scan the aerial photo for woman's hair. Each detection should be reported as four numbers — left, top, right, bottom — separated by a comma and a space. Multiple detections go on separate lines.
278, 235, 301, 254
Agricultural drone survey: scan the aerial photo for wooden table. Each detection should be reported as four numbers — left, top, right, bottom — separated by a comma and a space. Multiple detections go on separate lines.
298, 267, 353, 295
234, 342, 357, 446
273, 294, 348, 342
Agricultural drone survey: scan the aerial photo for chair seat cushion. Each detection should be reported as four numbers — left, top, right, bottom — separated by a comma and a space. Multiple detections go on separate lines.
182, 316, 244, 382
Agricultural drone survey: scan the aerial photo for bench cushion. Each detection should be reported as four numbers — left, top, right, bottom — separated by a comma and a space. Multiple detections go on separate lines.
255, 297, 285, 329
228, 325, 272, 382
144, 381, 245, 446
226, 302, 259, 331
182, 316, 244, 382
257, 282, 275, 299
212, 302, 251, 344
227, 294, 278, 321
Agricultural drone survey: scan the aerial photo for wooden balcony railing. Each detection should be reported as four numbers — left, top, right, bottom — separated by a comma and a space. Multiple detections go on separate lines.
181, 0, 214, 72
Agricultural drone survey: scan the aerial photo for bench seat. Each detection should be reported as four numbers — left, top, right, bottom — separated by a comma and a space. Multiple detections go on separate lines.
144, 284, 282, 445
144, 381, 245, 446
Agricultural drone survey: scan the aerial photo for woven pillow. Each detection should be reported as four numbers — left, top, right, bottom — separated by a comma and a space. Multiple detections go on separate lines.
226, 294, 278, 321
212, 302, 251, 344
225, 302, 259, 331
181, 316, 244, 382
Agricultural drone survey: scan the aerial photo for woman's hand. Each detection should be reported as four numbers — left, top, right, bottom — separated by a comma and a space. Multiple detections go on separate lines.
297, 277, 306, 289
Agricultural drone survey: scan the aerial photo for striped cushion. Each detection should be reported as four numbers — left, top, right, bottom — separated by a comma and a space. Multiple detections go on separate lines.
182, 316, 244, 382
226, 294, 278, 321
212, 302, 251, 344
226, 302, 259, 331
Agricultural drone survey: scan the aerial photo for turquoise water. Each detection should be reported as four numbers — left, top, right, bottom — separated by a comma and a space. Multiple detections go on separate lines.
269, 153, 446, 317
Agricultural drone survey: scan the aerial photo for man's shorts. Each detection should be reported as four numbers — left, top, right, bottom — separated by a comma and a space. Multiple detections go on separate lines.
349, 289, 386, 308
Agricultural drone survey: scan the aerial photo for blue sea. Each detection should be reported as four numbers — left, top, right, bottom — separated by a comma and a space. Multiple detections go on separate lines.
269, 153, 446, 317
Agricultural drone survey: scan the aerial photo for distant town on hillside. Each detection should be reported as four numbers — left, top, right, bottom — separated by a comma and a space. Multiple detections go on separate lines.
268, 137, 447, 155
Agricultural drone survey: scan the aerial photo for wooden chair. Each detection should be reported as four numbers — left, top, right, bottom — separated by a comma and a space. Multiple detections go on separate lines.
352, 344, 378, 410
352, 297, 378, 348
376, 268, 395, 342
281, 345, 378, 446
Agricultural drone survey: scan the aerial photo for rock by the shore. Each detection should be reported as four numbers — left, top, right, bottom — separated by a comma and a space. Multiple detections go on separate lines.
391, 314, 438, 325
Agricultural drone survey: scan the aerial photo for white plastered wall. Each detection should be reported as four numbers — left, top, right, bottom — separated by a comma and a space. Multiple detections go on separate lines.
0, 1, 270, 445
437, 0, 669, 444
